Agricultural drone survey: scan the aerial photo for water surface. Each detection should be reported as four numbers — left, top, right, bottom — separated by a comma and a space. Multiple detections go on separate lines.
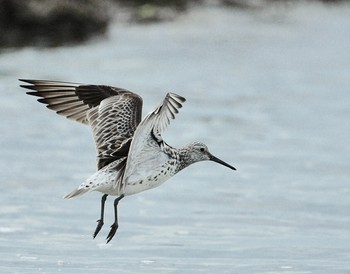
1, 3, 350, 273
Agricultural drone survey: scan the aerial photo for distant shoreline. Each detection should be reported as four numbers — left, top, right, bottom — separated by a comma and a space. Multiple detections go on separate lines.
0, 0, 347, 49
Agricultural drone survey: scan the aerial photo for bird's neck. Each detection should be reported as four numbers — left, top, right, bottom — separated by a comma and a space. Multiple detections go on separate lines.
161, 143, 195, 173
174, 145, 195, 173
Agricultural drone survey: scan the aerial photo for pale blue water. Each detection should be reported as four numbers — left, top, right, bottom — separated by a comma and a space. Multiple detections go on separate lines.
1, 2, 350, 273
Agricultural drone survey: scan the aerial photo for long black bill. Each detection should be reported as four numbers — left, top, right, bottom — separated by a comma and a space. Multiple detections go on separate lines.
209, 154, 236, 170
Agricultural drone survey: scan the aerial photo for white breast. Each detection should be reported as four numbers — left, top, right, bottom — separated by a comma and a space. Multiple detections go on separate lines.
123, 159, 177, 195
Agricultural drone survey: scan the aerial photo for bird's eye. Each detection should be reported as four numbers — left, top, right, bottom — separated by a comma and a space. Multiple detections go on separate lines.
200, 147, 205, 152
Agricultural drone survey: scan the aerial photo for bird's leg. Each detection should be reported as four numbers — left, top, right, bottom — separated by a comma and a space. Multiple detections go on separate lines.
93, 194, 108, 238
106, 194, 124, 243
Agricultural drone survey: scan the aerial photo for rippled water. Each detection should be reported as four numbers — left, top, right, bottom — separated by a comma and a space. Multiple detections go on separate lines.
1, 3, 350, 273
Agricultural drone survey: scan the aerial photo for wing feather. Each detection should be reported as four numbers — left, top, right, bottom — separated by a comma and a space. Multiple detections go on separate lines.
20, 79, 143, 169
150, 93, 186, 141
123, 92, 186, 184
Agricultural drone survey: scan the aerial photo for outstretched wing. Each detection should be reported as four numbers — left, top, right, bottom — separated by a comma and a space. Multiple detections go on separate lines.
86, 92, 142, 169
146, 92, 186, 144
123, 92, 185, 184
20, 79, 143, 169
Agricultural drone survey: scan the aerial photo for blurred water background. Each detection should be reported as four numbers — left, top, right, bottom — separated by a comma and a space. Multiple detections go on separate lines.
0, 1, 350, 273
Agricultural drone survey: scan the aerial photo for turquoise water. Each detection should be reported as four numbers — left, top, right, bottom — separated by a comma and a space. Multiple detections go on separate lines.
1, 3, 350, 273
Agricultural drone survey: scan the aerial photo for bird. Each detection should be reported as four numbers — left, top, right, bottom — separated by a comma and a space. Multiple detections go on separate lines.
20, 79, 236, 243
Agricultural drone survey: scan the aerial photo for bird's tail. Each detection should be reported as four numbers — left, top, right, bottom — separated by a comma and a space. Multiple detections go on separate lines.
64, 171, 101, 199
64, 187, 91, 199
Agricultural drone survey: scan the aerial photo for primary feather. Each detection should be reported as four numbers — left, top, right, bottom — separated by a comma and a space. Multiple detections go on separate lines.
20, 79, 143, 170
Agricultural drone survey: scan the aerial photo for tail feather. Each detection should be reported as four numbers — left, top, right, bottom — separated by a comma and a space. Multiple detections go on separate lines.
64, 160, 122, 199
64, 187, 91, 199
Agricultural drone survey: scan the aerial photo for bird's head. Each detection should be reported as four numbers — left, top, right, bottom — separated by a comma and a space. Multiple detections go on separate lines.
185, 142, 236, 171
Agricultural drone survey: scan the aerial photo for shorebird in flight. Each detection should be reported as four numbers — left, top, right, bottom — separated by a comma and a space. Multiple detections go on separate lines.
20, 79, 236, 243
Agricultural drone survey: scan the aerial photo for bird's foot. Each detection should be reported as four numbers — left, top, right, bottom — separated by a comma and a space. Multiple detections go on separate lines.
106, 223, 118, 243
93, 219, 104, 239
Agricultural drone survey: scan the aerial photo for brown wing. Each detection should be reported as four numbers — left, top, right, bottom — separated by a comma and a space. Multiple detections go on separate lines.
20, 79, 143, 169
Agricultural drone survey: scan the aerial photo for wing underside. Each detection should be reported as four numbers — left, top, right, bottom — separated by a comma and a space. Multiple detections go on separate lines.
123, 92, 186, 183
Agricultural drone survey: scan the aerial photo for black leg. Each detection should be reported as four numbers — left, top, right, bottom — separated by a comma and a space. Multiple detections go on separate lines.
93, 194, 108, 239
106, 194, 124, 243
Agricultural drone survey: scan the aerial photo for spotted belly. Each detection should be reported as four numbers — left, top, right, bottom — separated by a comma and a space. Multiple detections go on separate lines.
123, 164, 177, 195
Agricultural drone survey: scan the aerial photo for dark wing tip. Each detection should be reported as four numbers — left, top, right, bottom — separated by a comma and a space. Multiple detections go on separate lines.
25, 91, 42, 97
21, 85, 38, 91
177, 95, 186, 103
19, 79, 32, 84
19, 79, 35, 90
168, 93, 186, 104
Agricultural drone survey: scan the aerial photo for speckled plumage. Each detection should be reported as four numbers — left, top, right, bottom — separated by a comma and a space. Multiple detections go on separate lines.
20, 79, 236, 243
